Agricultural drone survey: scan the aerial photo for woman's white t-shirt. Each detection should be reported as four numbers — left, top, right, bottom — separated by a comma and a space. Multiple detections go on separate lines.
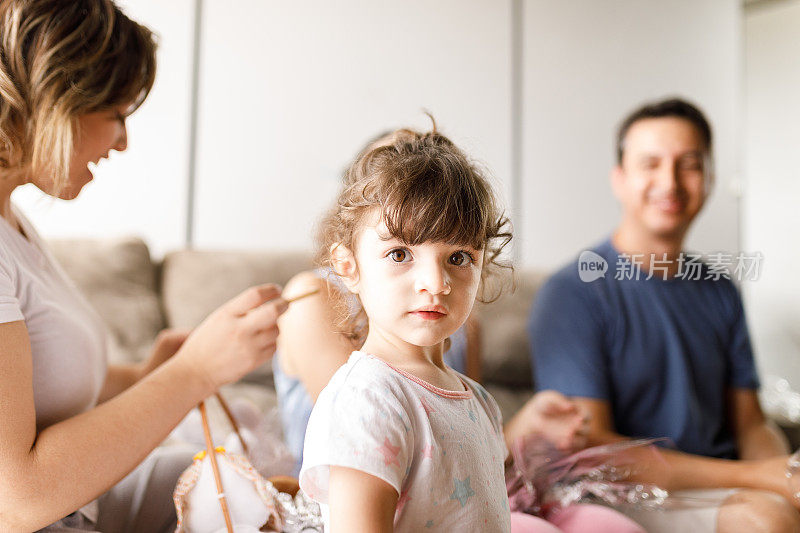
0, 204, 107, 431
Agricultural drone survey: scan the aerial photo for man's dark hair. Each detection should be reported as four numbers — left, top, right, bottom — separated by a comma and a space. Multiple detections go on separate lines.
616, 98, 712, 164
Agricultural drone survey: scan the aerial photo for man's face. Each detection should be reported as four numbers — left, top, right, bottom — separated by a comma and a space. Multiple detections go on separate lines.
611, 117, 709, 240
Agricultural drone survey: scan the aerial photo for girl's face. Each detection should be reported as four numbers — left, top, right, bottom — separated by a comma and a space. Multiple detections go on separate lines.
31, 103, 130, 200
343, 211, 484, 350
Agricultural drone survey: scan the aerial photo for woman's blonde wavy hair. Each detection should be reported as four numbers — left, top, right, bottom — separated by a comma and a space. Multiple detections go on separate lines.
0, 0, 157, 192
316, 123, 513, 341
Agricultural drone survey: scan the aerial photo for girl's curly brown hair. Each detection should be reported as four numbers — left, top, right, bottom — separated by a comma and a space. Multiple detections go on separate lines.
316, 124, 512, 340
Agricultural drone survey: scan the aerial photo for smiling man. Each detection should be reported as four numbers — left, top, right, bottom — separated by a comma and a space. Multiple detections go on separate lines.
528, 98, 798, 532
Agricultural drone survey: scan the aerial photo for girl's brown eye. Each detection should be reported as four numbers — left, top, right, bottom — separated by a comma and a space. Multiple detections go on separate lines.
389, 249, 407, 262
449, 251, 470, 266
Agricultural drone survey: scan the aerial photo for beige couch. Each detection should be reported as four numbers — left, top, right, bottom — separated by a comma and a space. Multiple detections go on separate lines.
48, 236, 800, 451
47, 236, 541, 425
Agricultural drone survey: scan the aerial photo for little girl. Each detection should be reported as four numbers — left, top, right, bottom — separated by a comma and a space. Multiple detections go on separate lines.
299, 126, 644, 532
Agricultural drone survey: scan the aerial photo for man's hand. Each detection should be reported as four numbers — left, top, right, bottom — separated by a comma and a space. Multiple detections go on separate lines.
505, 390, 589, 452
748, 453, 800, 509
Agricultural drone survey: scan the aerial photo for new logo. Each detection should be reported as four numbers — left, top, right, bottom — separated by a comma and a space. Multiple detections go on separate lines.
578, 251, 607, 282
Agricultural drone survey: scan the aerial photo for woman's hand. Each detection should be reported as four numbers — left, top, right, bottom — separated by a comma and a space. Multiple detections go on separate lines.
173, 284, 288, 393
505, 390, 589, 452
136, 328, 192, 380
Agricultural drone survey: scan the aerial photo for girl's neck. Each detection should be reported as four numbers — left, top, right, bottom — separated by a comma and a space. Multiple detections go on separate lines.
360, 328, 446, 370
361, 329, 464, 392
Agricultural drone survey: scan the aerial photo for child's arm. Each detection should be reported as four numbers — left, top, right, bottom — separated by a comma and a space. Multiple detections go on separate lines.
328, 466, 398, 532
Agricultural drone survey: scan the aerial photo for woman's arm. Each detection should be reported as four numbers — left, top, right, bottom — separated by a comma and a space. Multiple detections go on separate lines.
328, 466, 397, 533
97, 329, 191, 403
0, 285, 286, 531
277, 271, 357, 402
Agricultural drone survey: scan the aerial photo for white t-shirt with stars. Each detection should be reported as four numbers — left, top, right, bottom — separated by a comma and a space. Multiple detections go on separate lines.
300, 350, 510, 532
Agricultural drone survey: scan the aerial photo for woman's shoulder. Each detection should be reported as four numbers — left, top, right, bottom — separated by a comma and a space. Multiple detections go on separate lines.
283, 268, 352, 306
278, 269, 339, 339
0, 220, 23, 280
283, 269, 327, 297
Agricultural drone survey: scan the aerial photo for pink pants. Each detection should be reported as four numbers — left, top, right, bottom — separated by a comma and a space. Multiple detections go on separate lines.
510, 504, 646, 533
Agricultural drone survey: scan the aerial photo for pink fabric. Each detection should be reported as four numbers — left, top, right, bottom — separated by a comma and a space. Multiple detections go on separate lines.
380, 357, 472, 398
510, 505, 645, 533
510, 512, 561, 533
547, 504, 645, 533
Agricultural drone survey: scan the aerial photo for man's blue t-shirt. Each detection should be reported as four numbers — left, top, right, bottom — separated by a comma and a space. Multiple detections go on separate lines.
528, 238, 760, 459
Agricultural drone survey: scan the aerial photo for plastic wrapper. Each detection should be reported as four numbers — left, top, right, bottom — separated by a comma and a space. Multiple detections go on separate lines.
171, 396, 323, 532
171, 398, 296, 478
746, 377, 800, 506
174, 446, 323, 533
761, 376, 800, 425
173, 447, 283, 533
222, 407, 296, 479
273, 490, 323, 533
786, 449, 800, 505
506, 436, 719, 516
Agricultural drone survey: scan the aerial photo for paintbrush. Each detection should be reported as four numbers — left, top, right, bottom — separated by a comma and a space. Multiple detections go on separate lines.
284, 287, 320, 304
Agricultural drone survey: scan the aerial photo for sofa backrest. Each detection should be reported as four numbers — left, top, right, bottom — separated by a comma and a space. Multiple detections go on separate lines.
48, 237, 164, 366
161, 248, 313, 384
476, 269, 549, 389
49, 238, 548, 391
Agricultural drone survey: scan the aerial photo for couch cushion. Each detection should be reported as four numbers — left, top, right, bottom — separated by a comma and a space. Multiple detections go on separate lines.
47, 237, 164, 365
475, 269, 548, 389
161, 249, 313, 383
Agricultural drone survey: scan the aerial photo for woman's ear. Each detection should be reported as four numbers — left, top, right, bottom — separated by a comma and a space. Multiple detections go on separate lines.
330, 243, 359, 293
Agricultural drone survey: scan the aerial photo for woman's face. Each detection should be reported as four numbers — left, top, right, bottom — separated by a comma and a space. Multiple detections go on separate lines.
32, 103, 130, 200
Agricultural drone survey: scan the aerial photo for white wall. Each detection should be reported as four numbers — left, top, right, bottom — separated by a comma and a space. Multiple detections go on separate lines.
520, 0, 742, 269
12, 0, 193, 258
9, 0, 800, 390
13, 0, 744, 266
744, 0, 800, 387
192, 0, 512, 253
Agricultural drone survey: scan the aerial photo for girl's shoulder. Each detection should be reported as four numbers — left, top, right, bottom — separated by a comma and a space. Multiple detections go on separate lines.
457, 372, 491, 401
317, 351, 409, 403
456, 372, 504, 425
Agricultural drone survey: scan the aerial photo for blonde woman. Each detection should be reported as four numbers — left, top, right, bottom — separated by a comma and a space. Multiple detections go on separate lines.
0, 1, 287, 531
